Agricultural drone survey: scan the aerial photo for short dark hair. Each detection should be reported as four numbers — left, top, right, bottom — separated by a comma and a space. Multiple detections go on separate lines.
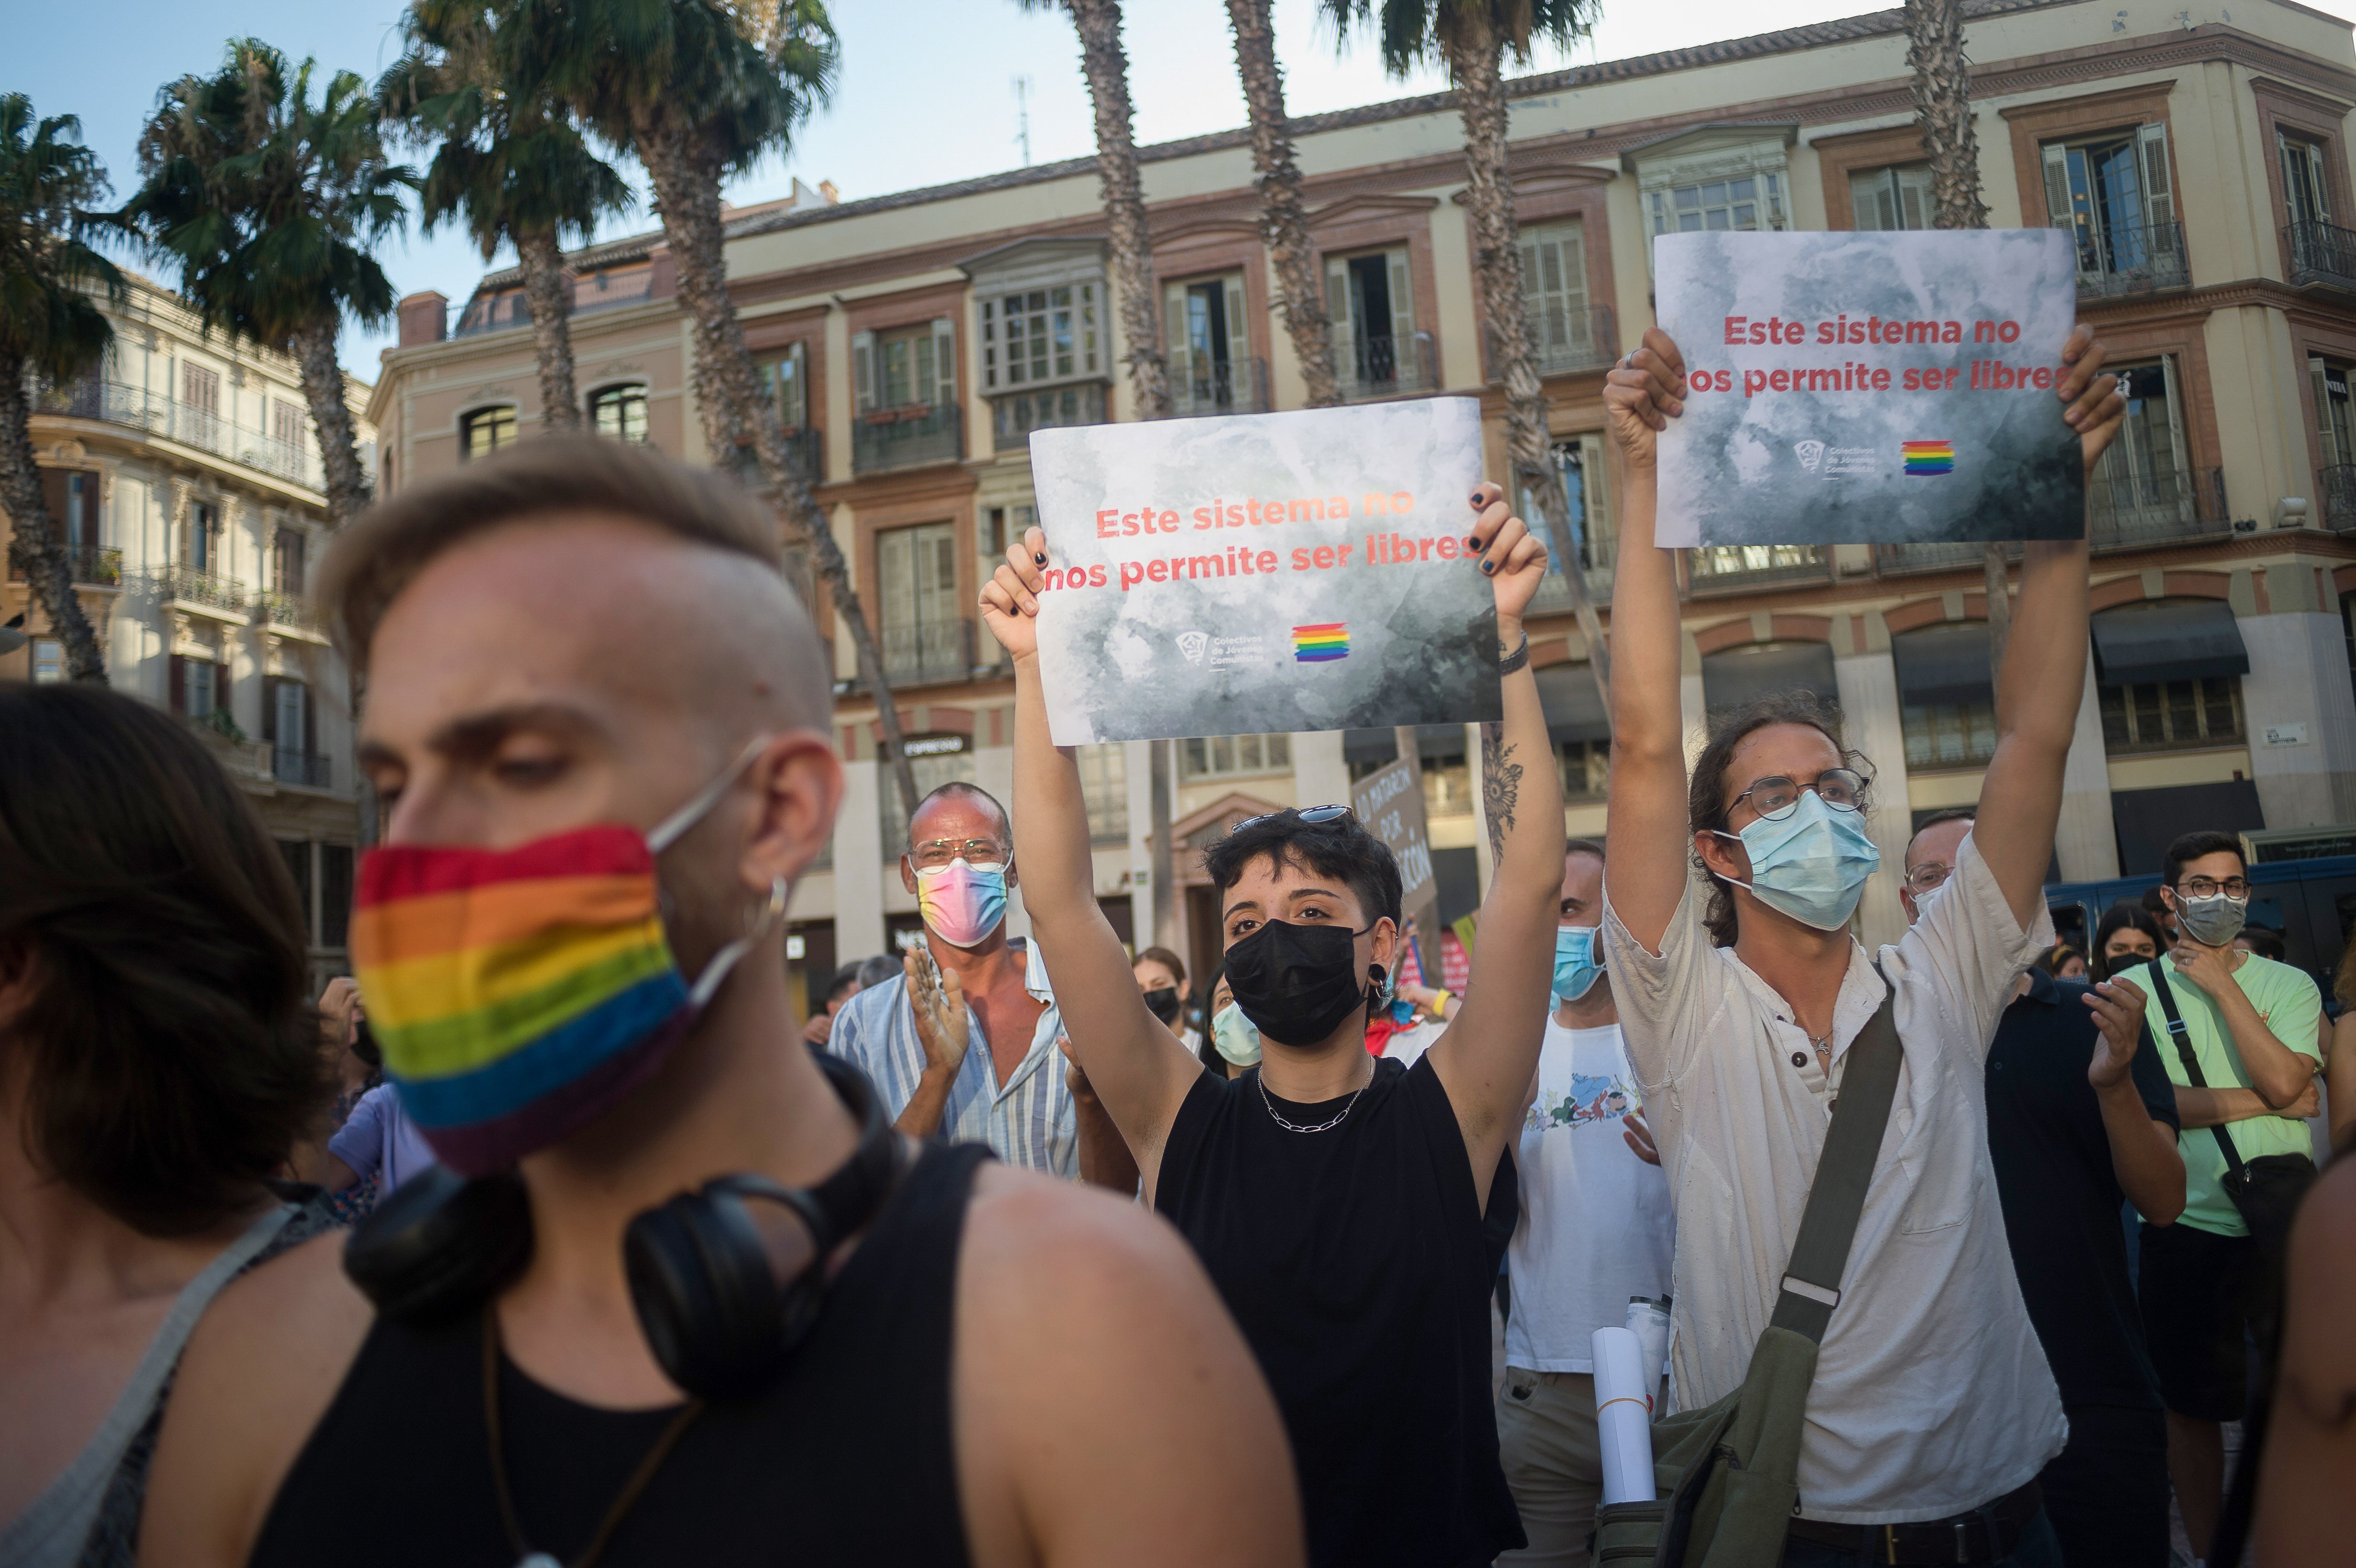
2239, 926, 2287, 962
1565, 837, 1606, 865
855, 953, 901, 989
1905, 808, 1976, 867
2163, 831, 2246, 887
1200, 808, 1403, 935
905, 780, 1010, 852
1134, 945, 1187, 987
0, 686, 334, 1236
1688, 692, 1859, 947
823, 963, 863, 1006
2091, 903, 2168, 981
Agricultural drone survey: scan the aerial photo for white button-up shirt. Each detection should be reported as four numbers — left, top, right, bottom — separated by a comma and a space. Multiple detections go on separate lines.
826, 971, 1076, 1178
1601, 833, 2062, 1524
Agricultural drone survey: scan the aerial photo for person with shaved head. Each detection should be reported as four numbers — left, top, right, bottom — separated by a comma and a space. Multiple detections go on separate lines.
137, 439, 1301, 1568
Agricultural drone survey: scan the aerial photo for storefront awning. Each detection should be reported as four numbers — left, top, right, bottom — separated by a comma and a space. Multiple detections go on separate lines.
2092, 600, 2250, 686
1536, 663, 1610, 743
1892, 622, 1995, 708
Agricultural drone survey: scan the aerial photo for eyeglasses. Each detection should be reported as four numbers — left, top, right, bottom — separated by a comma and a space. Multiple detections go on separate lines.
1903, 861, 1952, 895
1731, 768, 1867, 822
908, 837, 1007, 870
2176, 876, 2251, 900
1229, 804, 1352, 834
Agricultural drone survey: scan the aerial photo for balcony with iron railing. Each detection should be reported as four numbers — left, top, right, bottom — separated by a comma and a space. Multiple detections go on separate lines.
1487, 305, 1618, 381
1171, 358, 1269, 418
878, 618, 976, 686
1332, 330, 1438, 403
2071, 218, 2189, 298
33, 375, 321, 490
2321, 465, 2356, 531
992, 381, 1107, 451
1526, 520, 1614, 610
1685, 543, 1833, 596
853, 402, 962, 475
7, 542, 122, 588
1873, 466, 2233, 573
159, 563, 249, 616
2285, 220, 2356, 292
254, 589, 321, 634
271, 748, 333, 790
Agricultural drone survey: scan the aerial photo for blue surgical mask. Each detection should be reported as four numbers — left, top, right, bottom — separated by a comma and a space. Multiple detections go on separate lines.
1553, 925, 1604, 1001
1211, 1002, 1263, 1067
1713, 790, 1881, 932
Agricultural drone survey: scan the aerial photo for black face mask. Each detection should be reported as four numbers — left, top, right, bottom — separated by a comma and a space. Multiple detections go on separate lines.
1222, 918, 1377, 1047
1142, 986, 1183, 1025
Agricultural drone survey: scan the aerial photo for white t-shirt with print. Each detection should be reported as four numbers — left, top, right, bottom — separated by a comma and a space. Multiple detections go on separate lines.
1505, 1019, 1676, 1374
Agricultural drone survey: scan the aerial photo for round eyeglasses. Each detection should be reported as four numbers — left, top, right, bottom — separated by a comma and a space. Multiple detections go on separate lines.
1732, 768, 1867, 822
2175, 875, 2251, 900
1904, 861, 1953, 896
908, 837, 1007, 871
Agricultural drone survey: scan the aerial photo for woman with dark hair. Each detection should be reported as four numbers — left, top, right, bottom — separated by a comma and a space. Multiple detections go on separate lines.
2092, 904, 2168, 983
0, 686, 335, 1568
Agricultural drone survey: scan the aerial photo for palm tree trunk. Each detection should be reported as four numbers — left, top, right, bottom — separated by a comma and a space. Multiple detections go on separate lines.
290, 318, 372, 527
1446, 21, 1609, 707
517, 227, 583, 432
1904, 0, 2008, 673
634, 123, 921, 822
1068, 0, 1170, 422
0, 354, 107, 682
1226, 0, 1338, 409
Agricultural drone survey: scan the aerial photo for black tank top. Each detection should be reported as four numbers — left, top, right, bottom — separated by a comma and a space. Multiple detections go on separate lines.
251, 1143, 989, 1568
1155, 1054, 1522, 1568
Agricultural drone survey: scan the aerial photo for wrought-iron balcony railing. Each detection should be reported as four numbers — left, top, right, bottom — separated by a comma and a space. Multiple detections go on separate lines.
853, 402, 962, 475
2320, 465, 2356, 531
1686, 543, 1832, 595
272, 748, 333, 789
33, 375, 322, 490
1873, 467, 2232, 573
1170, 357, 1269, 418
1872, 539, 2020, 577
254, 590, 319, 632
159, 563, 249, 614
879, 618, 975, 686
991, 382, 1106, 450
2070, 218, 2189, 298
1487, 305, 1618, 381
1332, 330, 1438, 402
7, 542, 122, 588
2285, 220, 2356, 291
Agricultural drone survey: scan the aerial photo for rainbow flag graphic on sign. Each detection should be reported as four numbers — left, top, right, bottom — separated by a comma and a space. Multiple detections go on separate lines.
1292, 623, 1350, 663
1902, 440, 1955, 476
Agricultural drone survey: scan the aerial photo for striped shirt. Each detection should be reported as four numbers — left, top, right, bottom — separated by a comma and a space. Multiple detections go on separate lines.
826, 972, 1076, 1178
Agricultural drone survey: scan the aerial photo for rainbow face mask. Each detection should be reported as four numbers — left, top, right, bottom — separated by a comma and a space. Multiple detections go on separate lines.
915, 858, 1007, 949
350, 742, 777, 1176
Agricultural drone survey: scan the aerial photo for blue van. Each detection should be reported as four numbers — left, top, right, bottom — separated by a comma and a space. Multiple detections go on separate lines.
2045, 851, 2356, 998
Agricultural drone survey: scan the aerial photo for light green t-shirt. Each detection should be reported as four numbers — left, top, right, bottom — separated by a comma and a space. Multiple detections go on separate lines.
2137, 951, 2323, 1236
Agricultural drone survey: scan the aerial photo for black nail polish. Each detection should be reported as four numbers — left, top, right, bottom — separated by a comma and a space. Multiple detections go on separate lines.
1470, 491, 1484, 505
1465, 534, 1481, 548
1481, 560, 1495, 575
1033, 552, 1047, 565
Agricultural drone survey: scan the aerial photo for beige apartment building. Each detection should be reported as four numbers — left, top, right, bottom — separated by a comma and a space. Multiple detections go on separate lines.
371, 0, 2356, 1000
2, 271, 375, 988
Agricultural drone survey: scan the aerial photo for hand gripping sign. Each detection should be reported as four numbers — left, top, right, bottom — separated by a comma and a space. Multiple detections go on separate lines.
1026, 399, 1500, 745
1653, 229, 2083, 548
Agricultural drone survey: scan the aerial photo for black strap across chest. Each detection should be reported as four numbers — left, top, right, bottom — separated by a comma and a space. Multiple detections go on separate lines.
1767, 977, 1903, 1344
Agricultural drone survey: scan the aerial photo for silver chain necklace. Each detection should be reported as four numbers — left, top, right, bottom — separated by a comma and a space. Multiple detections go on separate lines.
1257, 1065, 1372, 1133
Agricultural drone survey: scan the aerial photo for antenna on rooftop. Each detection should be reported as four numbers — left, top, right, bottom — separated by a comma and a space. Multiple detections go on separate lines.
1013, 75, 1033, 167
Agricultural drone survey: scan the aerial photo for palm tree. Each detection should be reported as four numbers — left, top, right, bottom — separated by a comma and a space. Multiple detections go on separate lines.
1321, 0, 1608, 707
0, 96, 120, 682
537, 0, 922, 820
1016, 0, 1171, 420
1904, 0, 2010, 675
124, 42, 412, 527
380, 1, 632, 434
1225, 0, 1340, 408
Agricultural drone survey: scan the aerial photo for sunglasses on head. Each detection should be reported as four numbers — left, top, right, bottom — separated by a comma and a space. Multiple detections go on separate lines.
1229, 804, 1352, 834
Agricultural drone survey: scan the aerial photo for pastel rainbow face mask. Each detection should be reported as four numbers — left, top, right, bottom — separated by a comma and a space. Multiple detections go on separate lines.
350, 743, 775, 1176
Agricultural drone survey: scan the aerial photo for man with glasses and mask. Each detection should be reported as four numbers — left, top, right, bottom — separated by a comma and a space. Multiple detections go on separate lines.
2130, 830, 2323, 1568
1598, 323, 2127, 1565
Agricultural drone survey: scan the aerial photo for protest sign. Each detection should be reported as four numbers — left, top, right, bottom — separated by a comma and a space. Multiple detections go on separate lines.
1027, 399, 1498, 745
1351, 751, 1437, 937
1654, 229, 2083, 547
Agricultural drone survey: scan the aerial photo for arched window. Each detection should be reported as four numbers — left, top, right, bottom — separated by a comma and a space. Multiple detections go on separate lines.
1699, 640, 1838, 718
590, 384, 649, 444
1892, 622, 1996, 769
460, 405, 516, 461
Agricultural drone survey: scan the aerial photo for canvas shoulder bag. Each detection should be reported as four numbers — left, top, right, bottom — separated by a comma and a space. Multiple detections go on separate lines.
2142, 958, 2315, 1259
1592, 977, 1905, 1568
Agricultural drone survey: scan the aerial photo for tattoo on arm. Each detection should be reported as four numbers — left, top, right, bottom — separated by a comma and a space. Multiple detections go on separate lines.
1481, 720, 1522, 867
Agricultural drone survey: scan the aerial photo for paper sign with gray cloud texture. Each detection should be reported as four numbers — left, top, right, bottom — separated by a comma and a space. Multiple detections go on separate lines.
1654, 229, 2083, 547
1027, 399, 1498, 745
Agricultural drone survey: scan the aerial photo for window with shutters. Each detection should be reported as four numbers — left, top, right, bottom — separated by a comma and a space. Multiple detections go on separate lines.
1849, 165, 1932, 231
2089, 359, 2194, 541
1517, 435, 1613, 599
271, 398, 305, 449
461, 405, 517, 460
1179, 733, 1292, 781
30, 639, 63, 684
2280, 132, 2332, 227
1517, 222, 1600, 375
980, 284, 1100, 390
185, 501, 221, 574
589, 384, 649, 443
1647, 173, 1786, 236
852, 320, 960, 471
877, 323, 949, 410
182, 658, 219, 719
1075, 743, 1128, 844
757, 341, 810, 430
1166, 274, 1256, 414
877, 522, 965, 684
979, 504, 1034, 667
181, 362, 220, 415
1325, 248, 1428, 399
272, 530, 306, 594
2312, 356, 2356, 528
2040, 123, 2183, 294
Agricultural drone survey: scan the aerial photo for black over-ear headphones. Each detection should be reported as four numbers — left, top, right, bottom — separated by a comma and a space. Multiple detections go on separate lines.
345, 1051, 901, 1401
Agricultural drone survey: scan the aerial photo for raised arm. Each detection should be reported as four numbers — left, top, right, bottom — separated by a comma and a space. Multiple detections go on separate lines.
1429, 485, 1565, 1178
982, 529, 1202, 1188
1974, 326, 2125, 928
1598, 328, 1693, 951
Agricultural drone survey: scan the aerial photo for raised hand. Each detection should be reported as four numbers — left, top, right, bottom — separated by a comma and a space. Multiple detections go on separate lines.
906, 947, 970, 1081
1602, 328, 1687, 470
2056, 324, 2126, 475
979, 523, 1049, 664
1469, 482, 1548, 627
2083, 975, 2148, 1090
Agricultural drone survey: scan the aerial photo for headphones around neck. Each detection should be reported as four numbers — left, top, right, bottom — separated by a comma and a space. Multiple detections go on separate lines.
344, 1050, 902, 1401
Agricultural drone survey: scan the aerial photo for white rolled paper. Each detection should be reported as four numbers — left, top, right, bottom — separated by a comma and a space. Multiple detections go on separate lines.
1626, 1296, 1672, 1386
1592, 1326, 1658, 1505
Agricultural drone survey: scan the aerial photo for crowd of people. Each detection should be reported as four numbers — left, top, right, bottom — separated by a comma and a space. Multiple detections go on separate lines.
2, 329, 2352, 1568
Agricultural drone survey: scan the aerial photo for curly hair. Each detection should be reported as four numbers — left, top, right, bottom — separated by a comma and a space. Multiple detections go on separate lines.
1687, 691, 1863, 947
0, 686, 333, 1236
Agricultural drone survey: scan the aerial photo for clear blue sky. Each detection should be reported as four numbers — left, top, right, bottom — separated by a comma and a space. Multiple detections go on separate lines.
10, 0, 2351, 381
